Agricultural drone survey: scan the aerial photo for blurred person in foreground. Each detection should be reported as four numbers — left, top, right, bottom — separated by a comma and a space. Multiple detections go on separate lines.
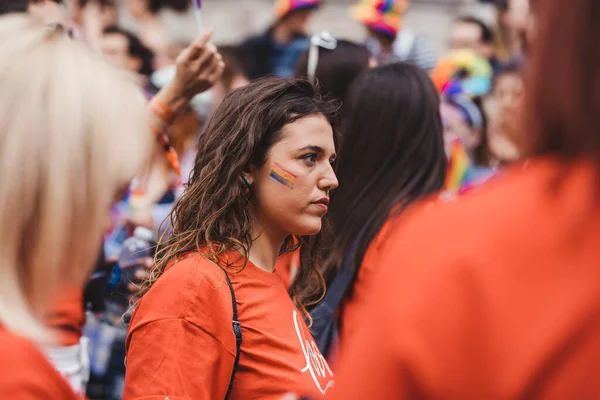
1, 0, 225, 394
241, 0, 322, 79
0, 14, 152, 398
329, 0, 600, 397
350, 0, 436, 72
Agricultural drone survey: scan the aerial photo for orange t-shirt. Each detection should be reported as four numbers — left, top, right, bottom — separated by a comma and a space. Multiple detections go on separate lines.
275, 249, 300, 289
338, 199, 438, 350
0, 326, 79, 399
124, 252, 334, 400
332, 158, 600, 399
46, 287, 85, 346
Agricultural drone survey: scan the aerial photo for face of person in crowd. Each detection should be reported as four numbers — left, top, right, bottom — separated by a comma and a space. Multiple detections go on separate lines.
102, 32, 141, 73
28, 0, 65, 25
126, 0, 149, 20
441, 102, 481, 153
508, 0, 530, 33
69, 1, 117, 28
245, 114, 338, 237
450, 21, 485, 56
493, 72, 524, 116
490, 72, 524, 152
285, 8, 316, 36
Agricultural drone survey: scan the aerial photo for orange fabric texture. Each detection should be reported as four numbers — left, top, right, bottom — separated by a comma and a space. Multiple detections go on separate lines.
275, 249, 300, 289
332, 158, 600, 399
0, 326, 79, 399
46, 287, 85, 346
337, 200, 436, 350
124, 252, 334, 399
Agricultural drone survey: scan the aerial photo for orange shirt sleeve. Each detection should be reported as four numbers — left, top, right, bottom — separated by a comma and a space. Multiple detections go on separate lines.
0, 329, 79, 399
45, 287, 85, 346
123, 318, 236, 400
123, 257, 238, 400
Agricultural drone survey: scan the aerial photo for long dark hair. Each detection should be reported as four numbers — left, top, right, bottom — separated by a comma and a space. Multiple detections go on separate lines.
139, 78, 338, 318
325, 63, 446, 284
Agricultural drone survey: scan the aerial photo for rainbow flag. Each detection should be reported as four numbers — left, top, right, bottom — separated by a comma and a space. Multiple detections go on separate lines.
444, 138, 470, 192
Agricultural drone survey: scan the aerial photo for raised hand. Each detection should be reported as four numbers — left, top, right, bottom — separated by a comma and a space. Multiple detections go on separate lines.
171, 30, 225, 102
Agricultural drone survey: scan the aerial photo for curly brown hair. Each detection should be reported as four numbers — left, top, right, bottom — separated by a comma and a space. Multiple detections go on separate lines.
137, 77, 339, 319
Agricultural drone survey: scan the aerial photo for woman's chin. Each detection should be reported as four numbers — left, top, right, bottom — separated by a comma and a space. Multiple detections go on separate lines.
291, 220, 322, 237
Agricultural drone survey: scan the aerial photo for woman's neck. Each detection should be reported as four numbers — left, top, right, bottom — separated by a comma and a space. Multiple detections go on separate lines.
248, 221, 286, 273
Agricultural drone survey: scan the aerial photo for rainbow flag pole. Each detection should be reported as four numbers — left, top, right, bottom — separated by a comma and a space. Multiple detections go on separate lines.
191, 0, 203, 34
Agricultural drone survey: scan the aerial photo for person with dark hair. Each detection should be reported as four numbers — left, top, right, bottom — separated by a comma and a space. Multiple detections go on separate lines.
350, 0, 436, 72
320, 63, 445, 354
450, 16, 500, 73
328, 0, 600, 397
124, 78, 338, 399
102, 25, 154, 78
241, 0, 322, 79
294, 33, 372, 108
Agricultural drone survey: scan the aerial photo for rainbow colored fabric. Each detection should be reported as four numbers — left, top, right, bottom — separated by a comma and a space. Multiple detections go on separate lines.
444, 137, 470, 193
444, 137, 496, 194
431, 50, 493, 98
274, 0, 322, 20
350, 0, 406, 37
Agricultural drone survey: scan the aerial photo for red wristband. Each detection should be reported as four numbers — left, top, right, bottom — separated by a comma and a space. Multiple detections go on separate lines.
150, 97, 176, 123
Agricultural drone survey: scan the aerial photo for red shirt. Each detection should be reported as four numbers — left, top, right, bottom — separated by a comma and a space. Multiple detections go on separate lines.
0, 327, 79, 399
124, 252, 334, 399
275, 249, 300, 289
332, 158, 600, 399
338, 200, 433, 350
46, 287, 85, 346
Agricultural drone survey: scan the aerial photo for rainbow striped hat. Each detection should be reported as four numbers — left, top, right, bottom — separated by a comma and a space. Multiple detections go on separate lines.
274, 0, 322, 20
350, 0, 408, 38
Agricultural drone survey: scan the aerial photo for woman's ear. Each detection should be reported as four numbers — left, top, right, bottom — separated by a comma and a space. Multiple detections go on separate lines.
242, 163, 260, 186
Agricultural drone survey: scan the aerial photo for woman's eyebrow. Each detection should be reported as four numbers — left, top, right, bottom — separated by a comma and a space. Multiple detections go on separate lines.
298, 145, 324, 153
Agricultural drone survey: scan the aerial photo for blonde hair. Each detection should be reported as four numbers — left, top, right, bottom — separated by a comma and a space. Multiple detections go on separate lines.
0, 15, 151, 343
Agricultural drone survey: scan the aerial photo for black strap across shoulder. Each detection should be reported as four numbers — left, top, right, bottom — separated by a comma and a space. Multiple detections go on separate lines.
217, 266, 242, 400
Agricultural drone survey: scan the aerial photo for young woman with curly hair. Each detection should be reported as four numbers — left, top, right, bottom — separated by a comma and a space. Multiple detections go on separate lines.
124, 77, 339, 399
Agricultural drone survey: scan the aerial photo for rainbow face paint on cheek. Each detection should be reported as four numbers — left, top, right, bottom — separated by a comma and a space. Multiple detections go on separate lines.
270, 163, 297, 190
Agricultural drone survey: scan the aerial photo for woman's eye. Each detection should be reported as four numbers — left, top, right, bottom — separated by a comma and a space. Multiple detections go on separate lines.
302, 153, 317, 165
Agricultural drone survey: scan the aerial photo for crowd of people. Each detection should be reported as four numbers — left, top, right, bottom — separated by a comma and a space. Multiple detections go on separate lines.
1, 0, 599, 399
